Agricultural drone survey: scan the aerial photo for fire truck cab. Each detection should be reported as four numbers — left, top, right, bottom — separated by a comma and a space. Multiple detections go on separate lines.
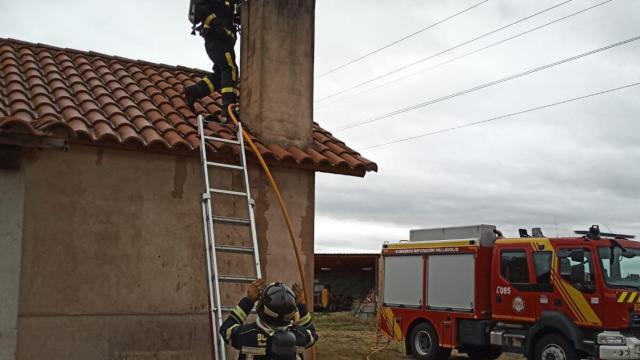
379, 225, 640, 360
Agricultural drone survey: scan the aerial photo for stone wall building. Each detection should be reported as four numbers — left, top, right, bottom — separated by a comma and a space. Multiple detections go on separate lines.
0, 3, 376, 358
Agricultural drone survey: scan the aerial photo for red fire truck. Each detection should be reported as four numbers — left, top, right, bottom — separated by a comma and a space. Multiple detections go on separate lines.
379, 225, 640, 360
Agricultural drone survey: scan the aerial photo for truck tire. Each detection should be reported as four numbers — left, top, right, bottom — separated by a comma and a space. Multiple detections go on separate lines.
409, 322, 451, 360
465, 345, 502, 360
534, 334, 577, 360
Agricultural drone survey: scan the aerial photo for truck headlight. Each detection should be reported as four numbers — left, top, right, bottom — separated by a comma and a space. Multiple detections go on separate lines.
597, 332, 626, 345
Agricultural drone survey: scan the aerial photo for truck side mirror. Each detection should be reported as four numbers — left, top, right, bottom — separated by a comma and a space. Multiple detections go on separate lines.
570, 250, 585, 263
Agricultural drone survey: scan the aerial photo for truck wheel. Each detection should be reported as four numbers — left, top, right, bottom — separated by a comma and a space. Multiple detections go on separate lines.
534, 334, 576, 360
409, 322, 451, 360
465, 345, 502, 360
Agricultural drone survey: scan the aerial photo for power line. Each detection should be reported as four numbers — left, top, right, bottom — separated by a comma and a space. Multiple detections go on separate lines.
315, 0, 490, 79
335, 34, 640, 132
315, 0, 615, 110
359, 81, 640, 151
315, 0, 573, 103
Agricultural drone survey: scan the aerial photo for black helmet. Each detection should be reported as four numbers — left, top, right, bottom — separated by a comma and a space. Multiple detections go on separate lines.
256, 282, 297, 327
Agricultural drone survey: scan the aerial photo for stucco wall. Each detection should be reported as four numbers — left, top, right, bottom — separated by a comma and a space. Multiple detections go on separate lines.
16, 144, 315, 360
240, 0, 315, 148
0, 156, 25, 360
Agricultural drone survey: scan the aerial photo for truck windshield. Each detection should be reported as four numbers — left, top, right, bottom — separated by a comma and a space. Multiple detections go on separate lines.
598, 247, 640, 288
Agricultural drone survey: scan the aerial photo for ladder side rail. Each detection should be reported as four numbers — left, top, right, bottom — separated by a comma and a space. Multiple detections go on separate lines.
198, 116, 227, 360
200, 201, 223, 360
198, 115, 213, 195
204, 198, 227, 360
237, 123, 263, 279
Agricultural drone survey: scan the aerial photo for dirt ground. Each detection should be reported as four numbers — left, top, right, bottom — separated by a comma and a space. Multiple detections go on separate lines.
314, 312, 520, 360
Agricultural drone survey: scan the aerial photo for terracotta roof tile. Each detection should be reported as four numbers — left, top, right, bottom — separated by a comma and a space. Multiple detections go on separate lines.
288, 146, 314, 165
0, 38, 377, 176
267, 144, 295, 162
306, 148, 331, 167
117, 124, 139, 142
0, 116, 50, 137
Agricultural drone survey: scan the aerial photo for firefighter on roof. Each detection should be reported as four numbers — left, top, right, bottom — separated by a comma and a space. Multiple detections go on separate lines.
220, 279, 319, 359
185, 0, 240, 121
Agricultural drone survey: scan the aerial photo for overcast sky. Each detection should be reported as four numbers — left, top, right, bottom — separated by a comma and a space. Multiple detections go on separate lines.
2, 0, 639, 252
313, 0, 640, 251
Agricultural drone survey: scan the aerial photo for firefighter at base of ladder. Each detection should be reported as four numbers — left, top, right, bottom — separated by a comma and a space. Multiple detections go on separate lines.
219, 279, 319, 360
185, 0, 240, 122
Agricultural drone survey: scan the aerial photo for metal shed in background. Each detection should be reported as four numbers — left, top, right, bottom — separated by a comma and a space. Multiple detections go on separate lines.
314, 251, 380, 313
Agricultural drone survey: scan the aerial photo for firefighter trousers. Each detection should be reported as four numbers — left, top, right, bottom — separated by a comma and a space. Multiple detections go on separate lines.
204, 31, 238, 104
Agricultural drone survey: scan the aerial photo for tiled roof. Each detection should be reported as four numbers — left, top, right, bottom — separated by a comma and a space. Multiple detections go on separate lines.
0, 38, 377, 176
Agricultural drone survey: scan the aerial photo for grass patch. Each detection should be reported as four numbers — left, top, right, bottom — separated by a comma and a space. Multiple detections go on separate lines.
314, 312, 407, 359
314, 312, 518, 359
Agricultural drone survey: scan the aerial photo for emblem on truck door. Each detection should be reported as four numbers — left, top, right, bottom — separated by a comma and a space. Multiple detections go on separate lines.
512, 296, 525, 313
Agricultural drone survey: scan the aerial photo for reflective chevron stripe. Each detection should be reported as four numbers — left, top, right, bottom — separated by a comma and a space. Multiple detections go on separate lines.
617, 291, 640, 303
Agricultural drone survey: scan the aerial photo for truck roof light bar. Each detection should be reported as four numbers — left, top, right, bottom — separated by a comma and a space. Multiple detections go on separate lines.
574, 225, 635, 240
519, 228, 543, 238
532, 227, 544, 238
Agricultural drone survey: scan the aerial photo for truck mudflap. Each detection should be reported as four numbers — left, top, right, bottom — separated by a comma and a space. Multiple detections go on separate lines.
598, 333, 640, 360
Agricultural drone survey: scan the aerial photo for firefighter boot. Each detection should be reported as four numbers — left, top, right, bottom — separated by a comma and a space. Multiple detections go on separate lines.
220, 92, 238, 124
183, 80, 213, 113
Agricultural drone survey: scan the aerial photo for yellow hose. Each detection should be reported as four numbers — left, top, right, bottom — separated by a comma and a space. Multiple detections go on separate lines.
227, 105, 316, 359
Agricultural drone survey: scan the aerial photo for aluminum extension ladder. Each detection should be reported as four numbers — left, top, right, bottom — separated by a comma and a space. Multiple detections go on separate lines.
197, 114, 262, 360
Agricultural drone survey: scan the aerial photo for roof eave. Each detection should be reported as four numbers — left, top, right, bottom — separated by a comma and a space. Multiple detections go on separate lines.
63, 137, 374, 177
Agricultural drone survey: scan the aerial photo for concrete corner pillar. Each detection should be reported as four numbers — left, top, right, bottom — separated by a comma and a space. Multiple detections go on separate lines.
0, 146, 24, 360
240, 0, 315, 149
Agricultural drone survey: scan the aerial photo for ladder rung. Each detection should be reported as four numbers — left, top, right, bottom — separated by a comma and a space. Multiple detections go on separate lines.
214, 306, 257, 313
212, 216, 251, 225
203, 135, 240, 145
210, 188, 247, 197
207, 161, 244, 170
214, 306, 234, 312
218, 275, 257, 283
215, 245, 255, 254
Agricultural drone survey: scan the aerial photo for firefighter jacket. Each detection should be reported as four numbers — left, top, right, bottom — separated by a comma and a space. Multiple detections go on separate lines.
219, 297, 319, 360
193, 0, 237, 32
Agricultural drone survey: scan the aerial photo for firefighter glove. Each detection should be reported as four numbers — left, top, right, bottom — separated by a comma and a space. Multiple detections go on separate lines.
247, 278, 266, 302
292, 283, 305, 305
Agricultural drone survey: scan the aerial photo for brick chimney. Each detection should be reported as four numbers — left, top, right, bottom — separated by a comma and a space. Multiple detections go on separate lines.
239, 0, 315, 149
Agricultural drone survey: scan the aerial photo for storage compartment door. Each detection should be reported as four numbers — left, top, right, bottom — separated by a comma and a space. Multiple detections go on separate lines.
427, 254, 475, 311
383, 256, 423, 307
